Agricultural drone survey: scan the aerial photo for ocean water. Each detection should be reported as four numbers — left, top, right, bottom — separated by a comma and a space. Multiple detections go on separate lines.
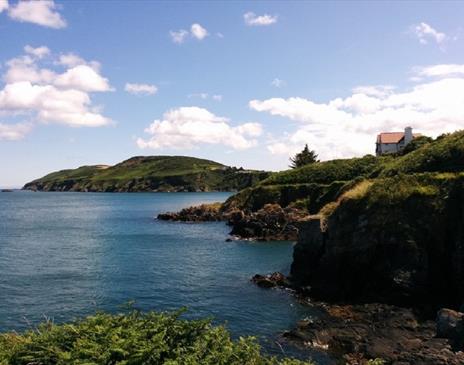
0, 191, 327, 362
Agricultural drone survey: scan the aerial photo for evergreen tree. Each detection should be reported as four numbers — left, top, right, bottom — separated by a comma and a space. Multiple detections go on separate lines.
289, 144, 318, 168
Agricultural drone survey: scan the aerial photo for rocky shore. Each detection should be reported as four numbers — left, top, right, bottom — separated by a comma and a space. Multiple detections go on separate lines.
251, 272, 464, 364
284, 302, 464, 365
157, 202, 308, 241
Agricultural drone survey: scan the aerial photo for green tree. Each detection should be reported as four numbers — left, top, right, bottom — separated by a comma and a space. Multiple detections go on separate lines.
289, 144, 319, 168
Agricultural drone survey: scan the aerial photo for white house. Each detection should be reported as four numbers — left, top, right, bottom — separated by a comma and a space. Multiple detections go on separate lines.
376, 127, 420, 156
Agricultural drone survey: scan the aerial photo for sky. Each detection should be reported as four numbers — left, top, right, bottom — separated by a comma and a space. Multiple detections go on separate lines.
1, 0, 464, 188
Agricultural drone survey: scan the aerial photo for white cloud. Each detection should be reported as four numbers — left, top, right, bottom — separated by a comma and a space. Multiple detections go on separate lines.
54, 65, 111, 92
188, 93, 222, 101
413, 22, 446, 45
170, 23, 209, 43
56, 53, 87, 68
250, 67, 464, 160
190, 23, 208, 40
125, 83, 158, 95
24, 45, 50, 59
271, 78, 285, 88
415, 64, 464, 78
189, 92, 209, 100
0, 122, 32, 140
351, 85, 395, 98
244, 12, 278, 26
136, 106, 262, 150
170, 29, 189, 44
8, 0, 67, 29
0, 0, 8, 14
0, 47, 112, 132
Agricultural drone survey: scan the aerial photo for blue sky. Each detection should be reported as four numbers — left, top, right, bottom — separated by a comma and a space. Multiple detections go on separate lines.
1, 0, 464, 187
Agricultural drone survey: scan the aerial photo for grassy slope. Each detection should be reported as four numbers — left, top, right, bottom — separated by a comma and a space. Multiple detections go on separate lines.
224, 130, 464, 214
24, 156, 269, 192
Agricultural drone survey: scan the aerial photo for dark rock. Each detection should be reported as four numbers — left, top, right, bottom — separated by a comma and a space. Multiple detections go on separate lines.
229, 204, 307, 241
251, 272, 288, 288
436, 308, 464, 350
284, 302, 464, 365
158, 202, 309, 241
290, 176, 464, 311
157, 203, 223, 222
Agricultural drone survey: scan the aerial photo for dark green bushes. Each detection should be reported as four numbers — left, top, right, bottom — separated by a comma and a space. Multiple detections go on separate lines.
0, 309, 313, 365
261, 155, 388, 186
381, 130, 464, 176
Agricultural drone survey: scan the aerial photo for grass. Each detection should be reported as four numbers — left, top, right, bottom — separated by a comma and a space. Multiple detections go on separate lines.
24, 156, 269, 192
380, 130, 464, 176
225, 130, 464, 214
260, 155, 389, 186
0, 309, 313, 365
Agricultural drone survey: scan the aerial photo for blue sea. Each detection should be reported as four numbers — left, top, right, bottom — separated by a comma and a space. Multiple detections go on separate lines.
0, 191, 327, 362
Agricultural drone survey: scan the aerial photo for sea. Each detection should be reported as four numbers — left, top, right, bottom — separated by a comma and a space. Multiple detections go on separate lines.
0, 191, 329, 362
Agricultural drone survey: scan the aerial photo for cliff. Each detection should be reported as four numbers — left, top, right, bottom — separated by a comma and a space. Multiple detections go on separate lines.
289, 131, 464, 310
23, 156, 269, 192
291, 173, 464, 310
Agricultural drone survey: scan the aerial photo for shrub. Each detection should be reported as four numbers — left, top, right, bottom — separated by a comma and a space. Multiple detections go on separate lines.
0, 309, 314, 365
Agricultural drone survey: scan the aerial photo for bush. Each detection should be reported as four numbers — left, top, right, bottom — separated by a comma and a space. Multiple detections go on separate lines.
0, 309, 313, 365
381, 130, 464, 176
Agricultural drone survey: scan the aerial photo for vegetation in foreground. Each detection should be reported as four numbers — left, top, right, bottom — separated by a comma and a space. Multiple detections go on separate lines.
0, 309, 313, 365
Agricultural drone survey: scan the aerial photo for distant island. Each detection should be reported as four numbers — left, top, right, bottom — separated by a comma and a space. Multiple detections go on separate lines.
23, 156, 270, 192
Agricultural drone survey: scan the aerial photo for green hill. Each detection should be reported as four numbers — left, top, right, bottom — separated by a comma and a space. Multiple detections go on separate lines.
23, 156, 269, 192
223, 130, 464, 213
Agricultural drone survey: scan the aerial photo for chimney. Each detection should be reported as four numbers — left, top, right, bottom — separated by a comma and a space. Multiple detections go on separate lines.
404, 126, 413, 145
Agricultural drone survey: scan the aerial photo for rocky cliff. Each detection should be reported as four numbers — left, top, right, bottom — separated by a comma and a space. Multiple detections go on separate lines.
290, 173, 464, 312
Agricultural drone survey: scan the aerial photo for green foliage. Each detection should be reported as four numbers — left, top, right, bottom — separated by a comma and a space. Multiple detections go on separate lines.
223, 181, 346, 214
23, 156, 270, 192
0, 309, 313, 365
400, 135, 433, 155
381, 130, 464, 176
366, 359, 386, 365
289, 145, 318, 169
263, 155, 388, 186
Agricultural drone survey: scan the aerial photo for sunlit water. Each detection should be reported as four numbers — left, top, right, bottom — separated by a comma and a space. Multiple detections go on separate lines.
0, 191, 329, 362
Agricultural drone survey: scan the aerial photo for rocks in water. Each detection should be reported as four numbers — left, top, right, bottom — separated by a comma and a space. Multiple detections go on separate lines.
228, 204, 307, 241
251, 272, 289, 288
436, 308, 464, 350
284, 302, 464, 365
158, 202, 309, 241
157, 203, 223, 222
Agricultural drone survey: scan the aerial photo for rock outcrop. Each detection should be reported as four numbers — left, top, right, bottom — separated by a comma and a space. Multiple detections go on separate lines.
157, 203, 223, 222
290, 174, 464, 312
436, 308, 464, 350
283, 303, 464, 365
251, 272, 290, 288
158, 202, 309, 241
228, 204, 307, 241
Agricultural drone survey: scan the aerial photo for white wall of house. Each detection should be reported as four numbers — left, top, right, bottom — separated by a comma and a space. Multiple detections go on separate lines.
378, 143, 400, 155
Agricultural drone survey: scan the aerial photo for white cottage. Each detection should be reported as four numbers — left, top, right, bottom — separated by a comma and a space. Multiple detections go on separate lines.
376, 127, 420, 156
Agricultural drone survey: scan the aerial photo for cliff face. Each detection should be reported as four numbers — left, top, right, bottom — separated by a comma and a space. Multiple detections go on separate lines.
290, 173, 464, 311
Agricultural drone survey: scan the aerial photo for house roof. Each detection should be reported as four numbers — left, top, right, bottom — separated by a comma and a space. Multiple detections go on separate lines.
376, 132, 421, 144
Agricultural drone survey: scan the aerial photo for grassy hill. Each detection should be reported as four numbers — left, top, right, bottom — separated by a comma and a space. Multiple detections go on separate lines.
23, 156, 269, 192
223, 130, 464, 214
